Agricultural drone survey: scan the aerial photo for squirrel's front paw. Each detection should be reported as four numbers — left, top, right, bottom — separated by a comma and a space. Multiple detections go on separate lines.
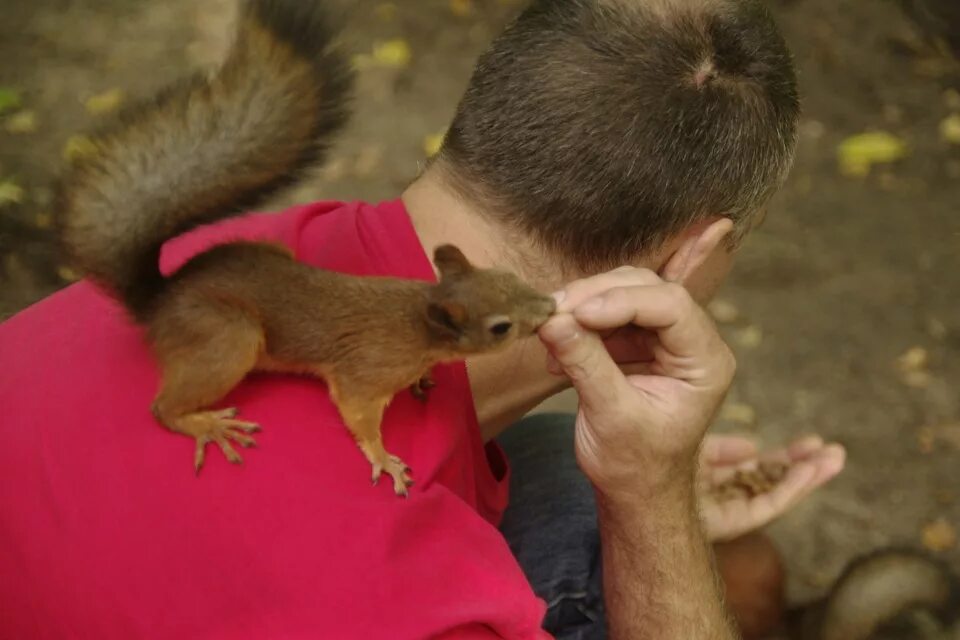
171, 407, 261, 473
409, 374, 436, 403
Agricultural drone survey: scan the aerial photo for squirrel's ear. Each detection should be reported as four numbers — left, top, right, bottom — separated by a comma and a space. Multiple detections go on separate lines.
433, 245, 473, 280
426, 299, 469, 338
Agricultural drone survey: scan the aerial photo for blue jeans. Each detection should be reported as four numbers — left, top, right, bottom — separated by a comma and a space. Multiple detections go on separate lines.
498, 413, 607, 640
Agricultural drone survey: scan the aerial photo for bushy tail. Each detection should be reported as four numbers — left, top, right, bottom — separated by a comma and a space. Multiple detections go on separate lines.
790, 548, 960, 640
55, 0, 352, 320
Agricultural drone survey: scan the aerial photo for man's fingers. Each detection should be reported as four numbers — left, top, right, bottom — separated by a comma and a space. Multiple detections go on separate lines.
744, 461, 818, 526
702, 435, 759, 466
572, 284, 733, 387
554, 268, 662, 313
786, 435, 825, 459
810, 443, 846, 483
539, 313, 628, 412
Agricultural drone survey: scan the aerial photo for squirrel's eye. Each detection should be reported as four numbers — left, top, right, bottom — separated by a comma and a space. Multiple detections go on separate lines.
489, 321, 513, 336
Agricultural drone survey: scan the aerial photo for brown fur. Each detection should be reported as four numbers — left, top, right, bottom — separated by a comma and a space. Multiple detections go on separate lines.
147, 243, 555, 494
53, 0, 556, 494
55, 0, 352, 320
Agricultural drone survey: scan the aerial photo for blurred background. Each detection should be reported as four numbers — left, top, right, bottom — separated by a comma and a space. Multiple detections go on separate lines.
0, 0, 958, 618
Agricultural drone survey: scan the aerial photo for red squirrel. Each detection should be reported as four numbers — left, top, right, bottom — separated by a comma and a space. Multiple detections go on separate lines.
53, 0, 556, 496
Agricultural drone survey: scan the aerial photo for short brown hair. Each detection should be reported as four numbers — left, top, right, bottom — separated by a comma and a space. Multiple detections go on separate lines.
437, 0, 800, 271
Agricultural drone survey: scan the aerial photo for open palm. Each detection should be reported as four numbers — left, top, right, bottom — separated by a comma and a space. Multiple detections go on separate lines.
698, 434, 846, 542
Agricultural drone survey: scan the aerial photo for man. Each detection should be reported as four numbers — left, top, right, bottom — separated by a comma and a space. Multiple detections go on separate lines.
0, 0, 843, 638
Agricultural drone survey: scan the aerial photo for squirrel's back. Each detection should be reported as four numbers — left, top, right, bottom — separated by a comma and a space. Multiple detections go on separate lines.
55, 0, 353, 320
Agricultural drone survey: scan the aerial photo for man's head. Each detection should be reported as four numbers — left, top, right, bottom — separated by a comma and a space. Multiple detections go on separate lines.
432, 0, 799, 302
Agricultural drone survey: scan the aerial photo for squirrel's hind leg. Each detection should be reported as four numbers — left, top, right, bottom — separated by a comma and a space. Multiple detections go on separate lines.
149, 305, 265, 473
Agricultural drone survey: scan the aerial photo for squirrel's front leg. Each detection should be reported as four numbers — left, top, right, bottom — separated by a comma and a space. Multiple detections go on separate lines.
326, 381, 413, 497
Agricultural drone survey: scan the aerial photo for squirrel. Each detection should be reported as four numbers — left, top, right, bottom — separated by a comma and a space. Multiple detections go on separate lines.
786, 547, 960, 640
53, 0, 556, 496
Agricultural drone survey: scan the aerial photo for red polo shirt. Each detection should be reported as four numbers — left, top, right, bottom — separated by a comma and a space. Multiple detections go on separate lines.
0, 199, 550, 639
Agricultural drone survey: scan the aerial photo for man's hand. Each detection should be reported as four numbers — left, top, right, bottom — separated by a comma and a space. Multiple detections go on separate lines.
539, 267, 736, 501
699, 434, 846, 542
537, 267, 740, 640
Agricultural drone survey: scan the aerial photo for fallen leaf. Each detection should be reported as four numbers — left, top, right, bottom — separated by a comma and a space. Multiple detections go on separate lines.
449, 0, 473, 16
897, 346, 928, 372
371, 40, 411, 68
85, 89, 124, 116
57, 266, 80, 282
720, 402, 756, 426
837, 131, 907, 177
0, 87, 22, 115
736, 325, 763, 349
939, 114, 960, 145
422, 131, 445, 157
707, 299, 740, 324
34, 212, 52, 229
921, 518, 957, 552
0, 179, 25, 206
374, 2, 396, 21
63, 135, 98, 162
4, 110, 38, 134
918, 427, 935, 454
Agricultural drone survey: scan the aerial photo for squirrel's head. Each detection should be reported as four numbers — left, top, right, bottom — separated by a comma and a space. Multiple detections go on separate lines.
426, 245, 556, 354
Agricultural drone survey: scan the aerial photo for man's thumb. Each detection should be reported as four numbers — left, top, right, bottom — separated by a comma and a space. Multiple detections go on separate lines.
538, 314, 626, 411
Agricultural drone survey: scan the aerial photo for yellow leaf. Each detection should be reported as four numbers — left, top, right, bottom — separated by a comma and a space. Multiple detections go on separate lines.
735, 325, 763, 349
63, 135, 98, 162
921, 518, 957, 552
4, 110, 38, 134
837, 132, 907, 177
85, 89, 124, 116
897, 346, 928, 372
449, 0, 473, 16
939, 113, 960, 145
34, 212, 52, 228
57, 266, 80, 282
707, 299, 739, 324
0, 179, 25, 206
372, 40, 411, 68
720, 401, 756, 425
0, 87, 21, 115
423, 131, 445, 157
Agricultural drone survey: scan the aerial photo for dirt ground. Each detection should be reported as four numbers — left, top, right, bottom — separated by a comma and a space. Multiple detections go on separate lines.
1, 0, 958, 617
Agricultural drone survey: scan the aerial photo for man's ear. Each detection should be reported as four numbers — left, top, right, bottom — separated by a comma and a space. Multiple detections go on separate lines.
426, 299, 469, 337
434, 245, 474, 280
659, 217, 734, 284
